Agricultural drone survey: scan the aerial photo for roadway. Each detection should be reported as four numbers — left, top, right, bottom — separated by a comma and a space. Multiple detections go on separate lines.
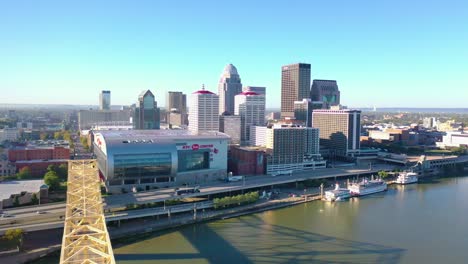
0, 163, 395, 234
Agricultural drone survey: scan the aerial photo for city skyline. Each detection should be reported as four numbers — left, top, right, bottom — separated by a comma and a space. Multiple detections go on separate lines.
1, 1, 467, 108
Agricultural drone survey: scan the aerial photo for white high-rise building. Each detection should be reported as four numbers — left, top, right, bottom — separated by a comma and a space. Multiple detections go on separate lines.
234, 91, 265, 143
243, 86, 266, 95
188, 87, 219, 133
218, 64, 242, 115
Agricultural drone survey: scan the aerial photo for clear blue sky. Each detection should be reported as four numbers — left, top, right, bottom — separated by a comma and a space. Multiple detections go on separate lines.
1, 0, 467, 108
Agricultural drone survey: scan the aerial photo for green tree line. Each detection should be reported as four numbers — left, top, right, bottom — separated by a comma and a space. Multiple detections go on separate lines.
213, 191, 259, 210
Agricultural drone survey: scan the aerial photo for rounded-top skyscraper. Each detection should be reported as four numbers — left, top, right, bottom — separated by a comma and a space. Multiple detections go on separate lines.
218, 64, 242, 115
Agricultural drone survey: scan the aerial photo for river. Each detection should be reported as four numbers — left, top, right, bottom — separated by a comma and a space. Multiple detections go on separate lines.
30, 175, 468, 264
112, 175, 468, 264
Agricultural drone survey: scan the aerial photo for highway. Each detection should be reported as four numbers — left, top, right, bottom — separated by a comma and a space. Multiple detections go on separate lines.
0, 163, 395, 234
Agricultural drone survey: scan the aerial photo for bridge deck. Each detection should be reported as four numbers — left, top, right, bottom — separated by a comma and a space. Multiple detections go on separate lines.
60, 160, 115, 264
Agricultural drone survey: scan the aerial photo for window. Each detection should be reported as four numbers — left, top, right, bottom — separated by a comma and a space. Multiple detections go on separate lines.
114, 153, 172, 178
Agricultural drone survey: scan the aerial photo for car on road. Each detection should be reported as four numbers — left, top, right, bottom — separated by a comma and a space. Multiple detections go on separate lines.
0, 213, 13, 218
36, 210, 46, 214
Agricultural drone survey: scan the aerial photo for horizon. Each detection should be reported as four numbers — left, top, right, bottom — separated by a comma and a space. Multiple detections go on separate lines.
1, 1, 467, 108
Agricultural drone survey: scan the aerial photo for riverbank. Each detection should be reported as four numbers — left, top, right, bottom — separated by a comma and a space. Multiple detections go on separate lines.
17, 190, 322, 264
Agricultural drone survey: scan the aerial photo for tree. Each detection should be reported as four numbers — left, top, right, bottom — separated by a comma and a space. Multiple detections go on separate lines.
3, 229, 24, 250
54, 131, 63, 140
44, 171, 60, 190
39, 132, 48, 140
31, 193, 39, 205
57, 164, 68, 180
16, 167, 32, 180
378, 170, 389, 179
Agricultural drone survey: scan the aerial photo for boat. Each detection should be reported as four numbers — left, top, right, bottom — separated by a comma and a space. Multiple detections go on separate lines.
348, 178, 387, 196
396, 171, 418, 184
324, 183, 351, 201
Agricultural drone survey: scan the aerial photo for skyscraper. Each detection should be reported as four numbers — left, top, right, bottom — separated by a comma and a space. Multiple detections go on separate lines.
134, 90, 160, 129
310, 80, 340, 109
234, 91, 266, 143
312, 108, 361, 157
166, 91, 187, 126
219, 114, 241, 145
281, 63, 311, 118
294, 99, 313, 127
242, 86, 266, 95
188, 86, 219, 133
99, 90, 111, 110
218, 64, 242, 115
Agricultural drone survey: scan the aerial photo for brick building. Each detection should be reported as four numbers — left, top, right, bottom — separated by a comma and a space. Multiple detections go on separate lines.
8, 145, 70, 177
228, 146, 266, 176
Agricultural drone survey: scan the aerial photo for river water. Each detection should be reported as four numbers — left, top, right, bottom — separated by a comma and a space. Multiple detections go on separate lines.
113, 175, 468, 264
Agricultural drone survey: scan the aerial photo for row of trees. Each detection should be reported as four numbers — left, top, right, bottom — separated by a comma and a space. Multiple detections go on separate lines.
0, 229, 23, 251
44, 164, 68, 191
213, 191, 259, 210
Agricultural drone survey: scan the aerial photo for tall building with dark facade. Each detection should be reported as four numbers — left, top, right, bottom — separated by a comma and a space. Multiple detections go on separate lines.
281, 63, 311, 118
312, 108, 361, 157
134, 90, 160, 129
99, 90, 111, 110
218, 64, 242, 115
166, 91, 187, 126
310, 80, 340, 109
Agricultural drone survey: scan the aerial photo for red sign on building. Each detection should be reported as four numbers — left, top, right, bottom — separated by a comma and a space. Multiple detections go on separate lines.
191, 144, 200, 151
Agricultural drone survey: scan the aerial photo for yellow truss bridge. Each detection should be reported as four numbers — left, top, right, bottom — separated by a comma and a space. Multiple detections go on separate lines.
60, 160, 115, 264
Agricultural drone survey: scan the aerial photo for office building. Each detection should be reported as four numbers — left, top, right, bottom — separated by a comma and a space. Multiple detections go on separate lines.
235, 91, 266, 143
312, 108, 361, 157
134, 90, 160, 130
243, 86, 266, 95
188, 87, 219, 133
218, 64, 242, 115
310, 80, 340, 109
93, 130, 229, 193
436, 132, 468, 148
166, 91, 187, 126
219, 114, 241, 145
250, 126, 268, 146
422, 117, 437, 129
99, 90, 111, 110
228, 146, 266, 176
281, 63, 311, 118
265, 124, 325, 174
294, 99, 313, 127
0, 128, 19, 142
8, 143, 70, 177
78, 110, 131, 131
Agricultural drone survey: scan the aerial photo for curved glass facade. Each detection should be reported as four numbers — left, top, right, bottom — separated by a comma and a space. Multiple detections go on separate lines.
113, 153, 172, 178
177, 150, 210, 172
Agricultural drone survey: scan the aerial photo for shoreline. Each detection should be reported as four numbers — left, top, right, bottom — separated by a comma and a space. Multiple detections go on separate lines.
16, 173, 468, 263
17, 193, 320, 264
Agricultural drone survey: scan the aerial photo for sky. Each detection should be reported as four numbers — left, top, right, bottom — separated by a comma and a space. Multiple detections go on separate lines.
1, 0, 467, 108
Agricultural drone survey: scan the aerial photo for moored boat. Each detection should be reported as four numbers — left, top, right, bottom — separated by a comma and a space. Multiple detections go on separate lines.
396, 171, 418, 184
348, 178, 387, 196
324, 183, 351, 201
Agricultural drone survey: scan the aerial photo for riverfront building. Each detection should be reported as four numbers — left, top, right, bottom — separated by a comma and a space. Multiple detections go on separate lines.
265, 125, 325, 174
312, 108, 361, 157
93, 130, 230, 193
436, 131, 468, 148
281, 63, 311, 118
188, 87, 219, 133
234, 90, 266, 143
218, 64, 242, 115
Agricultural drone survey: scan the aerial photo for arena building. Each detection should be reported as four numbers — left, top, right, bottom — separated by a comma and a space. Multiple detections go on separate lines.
93, 130, 230, 193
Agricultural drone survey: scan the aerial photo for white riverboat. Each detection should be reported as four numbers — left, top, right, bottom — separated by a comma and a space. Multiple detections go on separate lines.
396, 171, 418, 185
324, 183, 351, 201
348, 178, 387, 196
